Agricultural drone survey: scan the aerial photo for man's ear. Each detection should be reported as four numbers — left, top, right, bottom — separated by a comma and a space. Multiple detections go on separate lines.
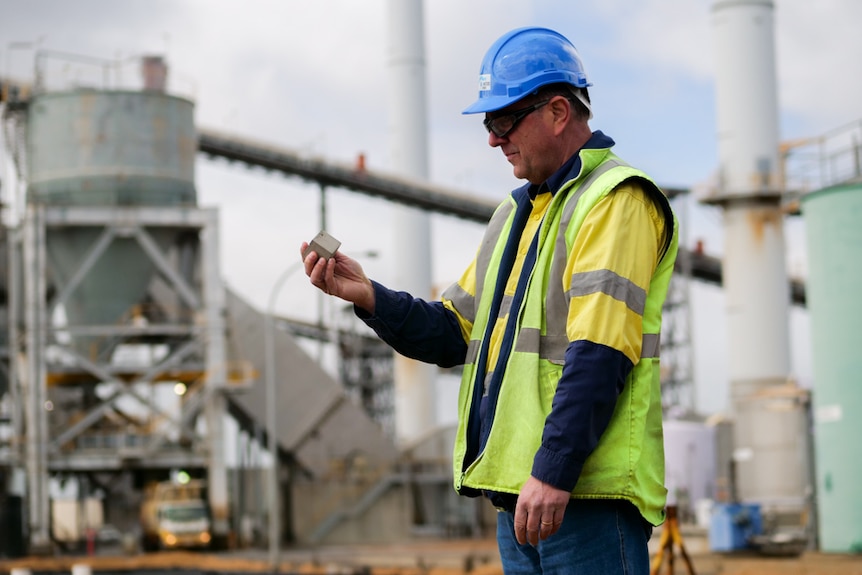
549, 96, 572, 134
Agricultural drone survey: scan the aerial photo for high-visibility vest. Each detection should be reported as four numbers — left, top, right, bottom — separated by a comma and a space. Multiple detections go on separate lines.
445, 145, 679, 526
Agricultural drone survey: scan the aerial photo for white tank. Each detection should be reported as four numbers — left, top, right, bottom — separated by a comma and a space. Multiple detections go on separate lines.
664, 419, 717, 521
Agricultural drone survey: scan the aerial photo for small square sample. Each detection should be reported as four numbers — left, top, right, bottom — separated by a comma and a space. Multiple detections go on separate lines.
303, 230, 341, 260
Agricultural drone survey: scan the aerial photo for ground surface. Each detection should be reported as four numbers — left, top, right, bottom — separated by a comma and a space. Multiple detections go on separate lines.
2, 532, 860, 575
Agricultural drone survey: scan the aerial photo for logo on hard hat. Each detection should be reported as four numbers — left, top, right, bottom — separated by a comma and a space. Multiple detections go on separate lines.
478, 74, 491, 92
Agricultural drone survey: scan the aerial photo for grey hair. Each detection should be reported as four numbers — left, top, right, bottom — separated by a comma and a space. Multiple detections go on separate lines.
537, 84, 592, 121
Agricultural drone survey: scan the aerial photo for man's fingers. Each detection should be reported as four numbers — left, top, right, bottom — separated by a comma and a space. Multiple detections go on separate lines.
539, 516, 562, 540
323, 257, 338, 294
514, 520, 545, 546
515, 517, 565, 545
513, 505, 528, 545
515, 523, 541, 546
306, 254, 330, 294
514, 523, 526, 546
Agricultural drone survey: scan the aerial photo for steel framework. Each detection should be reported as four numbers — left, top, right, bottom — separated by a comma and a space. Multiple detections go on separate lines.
9, 204, 236, 550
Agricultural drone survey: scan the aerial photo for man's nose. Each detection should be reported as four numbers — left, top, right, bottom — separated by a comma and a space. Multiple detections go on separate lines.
488, 131, 506, 147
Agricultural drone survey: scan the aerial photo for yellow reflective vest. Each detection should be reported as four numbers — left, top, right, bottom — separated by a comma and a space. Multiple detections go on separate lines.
442, 145, 679, 526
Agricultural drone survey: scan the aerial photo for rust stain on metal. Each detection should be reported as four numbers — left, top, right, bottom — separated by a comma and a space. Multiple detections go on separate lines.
746, 206, 781, 245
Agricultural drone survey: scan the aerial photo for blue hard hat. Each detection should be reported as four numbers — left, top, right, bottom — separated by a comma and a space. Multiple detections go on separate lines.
462, 27, 592, 115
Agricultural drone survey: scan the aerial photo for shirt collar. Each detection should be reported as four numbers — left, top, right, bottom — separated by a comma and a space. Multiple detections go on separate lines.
528, 130, 616, 199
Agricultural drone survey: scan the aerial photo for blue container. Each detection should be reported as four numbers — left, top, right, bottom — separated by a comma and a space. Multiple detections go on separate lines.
709, 502, 762, 552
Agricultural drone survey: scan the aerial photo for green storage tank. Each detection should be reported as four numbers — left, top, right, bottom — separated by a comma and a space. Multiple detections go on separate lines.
27, 89, 196, 205
25, 89, 197, 355
801, 181, 862, 553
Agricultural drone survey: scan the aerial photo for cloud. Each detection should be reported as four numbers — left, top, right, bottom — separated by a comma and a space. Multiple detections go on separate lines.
776, 0, 862, 135
582, 0, 714, 79
2, 0, 849, 396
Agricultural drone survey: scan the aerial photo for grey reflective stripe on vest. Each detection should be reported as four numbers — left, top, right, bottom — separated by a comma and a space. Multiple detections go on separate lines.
499, 294, 514, 318
475, 201, 516, 306
441, 282, 476, 325
465, 339, 481, 364
483, 371, 495, 395
513, 327, 661, 362
513, 327, 568, 364
567, 269, 647, 316
460, 201, 516, 369
546, 158, 627, 328
445, 199, 516, 364
641, 333, 661, 358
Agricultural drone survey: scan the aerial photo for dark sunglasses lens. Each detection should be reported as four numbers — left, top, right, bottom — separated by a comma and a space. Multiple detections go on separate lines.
494, 117, 514, 137
486, 115, 514, 137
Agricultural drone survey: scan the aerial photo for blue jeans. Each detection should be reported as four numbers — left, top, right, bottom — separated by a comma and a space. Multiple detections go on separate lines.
496, 498, 653, 575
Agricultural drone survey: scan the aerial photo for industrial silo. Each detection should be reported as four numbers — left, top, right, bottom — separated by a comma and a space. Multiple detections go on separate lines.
801, 182, 862, 553
25, 85, 197, 356
16, 60, 238, 550
708, 0, 811, 546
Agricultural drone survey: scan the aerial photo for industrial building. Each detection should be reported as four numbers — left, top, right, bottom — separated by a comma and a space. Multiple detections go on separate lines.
0, 0, 859, 571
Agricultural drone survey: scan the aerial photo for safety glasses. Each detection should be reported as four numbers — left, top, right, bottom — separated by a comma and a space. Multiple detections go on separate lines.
483, 100, 550, 138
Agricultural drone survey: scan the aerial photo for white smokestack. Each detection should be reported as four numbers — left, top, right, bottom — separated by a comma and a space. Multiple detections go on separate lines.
386, 0, 436, 446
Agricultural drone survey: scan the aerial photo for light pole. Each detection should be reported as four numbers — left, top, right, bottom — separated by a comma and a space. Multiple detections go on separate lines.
264, 250, 377, 567
265, 261, 303, 571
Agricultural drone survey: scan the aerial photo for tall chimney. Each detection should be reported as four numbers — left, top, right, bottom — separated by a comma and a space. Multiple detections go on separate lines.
386, 0, 436, 446
709, 0, 810, 538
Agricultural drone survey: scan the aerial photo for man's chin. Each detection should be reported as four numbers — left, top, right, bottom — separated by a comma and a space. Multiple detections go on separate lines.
512, 167, 530, 182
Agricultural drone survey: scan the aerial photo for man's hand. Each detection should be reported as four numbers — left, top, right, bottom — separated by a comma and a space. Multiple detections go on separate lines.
301, 243, 375, 313
513, 476, 570, 546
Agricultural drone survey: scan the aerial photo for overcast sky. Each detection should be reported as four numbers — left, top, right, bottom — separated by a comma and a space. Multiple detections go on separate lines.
2, 0, 859, 416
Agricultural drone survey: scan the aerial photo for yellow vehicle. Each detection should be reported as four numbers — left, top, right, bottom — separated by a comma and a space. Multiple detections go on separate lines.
140, 479, 212, 551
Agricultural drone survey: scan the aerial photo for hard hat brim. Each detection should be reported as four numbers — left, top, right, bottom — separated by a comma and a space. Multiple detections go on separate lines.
462, 94, 528, 115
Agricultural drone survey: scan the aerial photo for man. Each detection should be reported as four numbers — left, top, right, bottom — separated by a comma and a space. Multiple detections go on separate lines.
303, 26, 678, 574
